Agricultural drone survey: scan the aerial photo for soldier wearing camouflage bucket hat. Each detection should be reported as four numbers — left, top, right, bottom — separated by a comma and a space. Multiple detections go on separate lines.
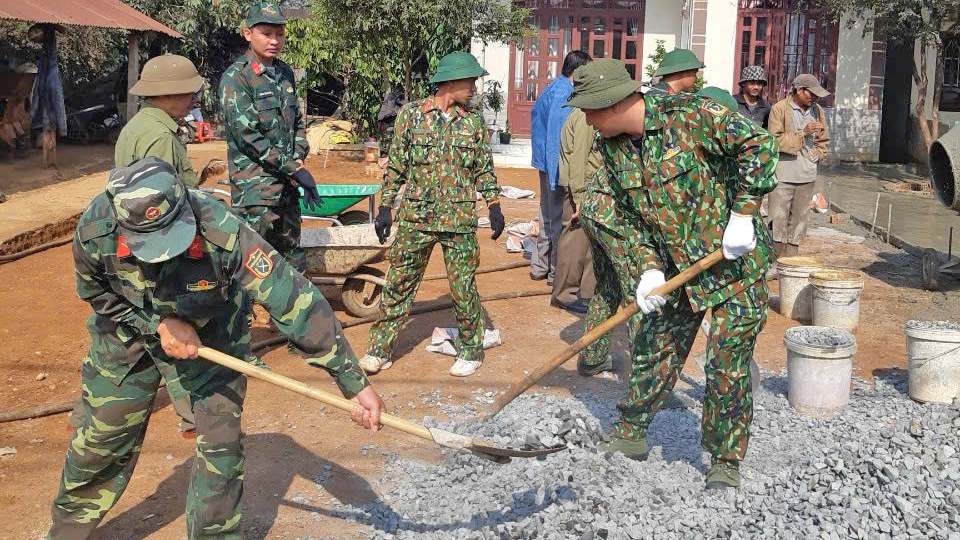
362, 51, 504, 378
648, 48, 705, 96
219, 0, 319, 273
47, 156, 385, 540
115, 54, 205, 187
566, 59, 779, 491
734, 65, 772, 128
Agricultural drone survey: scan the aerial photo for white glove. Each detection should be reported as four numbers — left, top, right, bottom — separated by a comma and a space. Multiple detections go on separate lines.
722, 212, 757, 260
635, 270, 667, 315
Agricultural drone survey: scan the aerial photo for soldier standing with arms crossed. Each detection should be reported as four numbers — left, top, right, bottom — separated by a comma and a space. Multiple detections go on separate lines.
567, 59, 778, 490
47, 158, 383, 540
220, 1, 321, 272
361, 52, 504, 378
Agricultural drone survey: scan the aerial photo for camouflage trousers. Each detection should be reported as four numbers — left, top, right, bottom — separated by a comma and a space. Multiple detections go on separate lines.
49, 351, 247, 540
368, 225, 484, 362
236, 186, 305, 272
615, 279, 768, 462
578, 217, 640, 368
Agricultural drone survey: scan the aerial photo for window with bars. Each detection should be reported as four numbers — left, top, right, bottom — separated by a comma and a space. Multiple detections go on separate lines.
943, 35, 960, 112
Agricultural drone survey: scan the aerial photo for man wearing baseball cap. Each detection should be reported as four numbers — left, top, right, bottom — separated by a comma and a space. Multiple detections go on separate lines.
767, 73, 831, 258
115, 54, 204, 186
47, 157, 384, 539
362, 51, 504, 378
733, 65, 772, 128
649, 48, 704, 95
566, 59, 777, 490
219, 1, 320, 272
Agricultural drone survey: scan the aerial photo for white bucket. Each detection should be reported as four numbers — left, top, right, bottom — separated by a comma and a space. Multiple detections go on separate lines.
905, 321, 960, 403
777, 256, 824, 322
810, 269, 865, 332
785, 326, 857, 416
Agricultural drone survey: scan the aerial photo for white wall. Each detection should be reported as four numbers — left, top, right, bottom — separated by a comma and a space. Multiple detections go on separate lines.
641, 0, 684, 79
703, 0, 738, 92
471, 38, 511, 129
834, 19, 871, 109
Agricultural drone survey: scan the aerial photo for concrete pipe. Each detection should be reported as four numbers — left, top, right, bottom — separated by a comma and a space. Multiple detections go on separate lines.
929, 124, 960, 212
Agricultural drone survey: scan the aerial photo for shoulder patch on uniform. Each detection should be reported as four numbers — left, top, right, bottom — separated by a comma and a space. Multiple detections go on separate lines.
77, 216, 117, 242
244, 248, 274, 279
701, 100, 729, 116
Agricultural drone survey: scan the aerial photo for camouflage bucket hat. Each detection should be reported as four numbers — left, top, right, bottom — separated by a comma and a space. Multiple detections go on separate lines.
247, 0, 285, 27
565, 58, 641, 110
106, 157, 197, 263
698, 86, 737, 110
130, 54, 205, 97
739, 65, 767, 84
429, 52, 488, 84
654, 49, 705, 77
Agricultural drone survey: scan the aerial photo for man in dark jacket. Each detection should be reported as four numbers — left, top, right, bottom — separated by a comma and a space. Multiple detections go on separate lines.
733, 65, 772, 128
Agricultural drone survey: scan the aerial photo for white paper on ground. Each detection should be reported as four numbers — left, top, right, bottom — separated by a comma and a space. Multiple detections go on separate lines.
425, 328, 503, 357
500, 186, 536, 199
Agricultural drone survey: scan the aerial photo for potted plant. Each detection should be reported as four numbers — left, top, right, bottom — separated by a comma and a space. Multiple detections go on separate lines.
499, 120, 512, 145
483, 80, 505, 135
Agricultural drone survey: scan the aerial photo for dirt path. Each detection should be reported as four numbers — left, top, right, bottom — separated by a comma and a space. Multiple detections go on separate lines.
0, 157, 955, 539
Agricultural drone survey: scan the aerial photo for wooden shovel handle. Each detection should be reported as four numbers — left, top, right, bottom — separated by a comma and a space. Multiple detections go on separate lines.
196, 347, 432, 440
487, 248, 725, 418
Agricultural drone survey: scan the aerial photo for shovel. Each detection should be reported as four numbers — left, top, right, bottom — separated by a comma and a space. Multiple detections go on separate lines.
486, 249, 726, 419
196, 347, 565, 464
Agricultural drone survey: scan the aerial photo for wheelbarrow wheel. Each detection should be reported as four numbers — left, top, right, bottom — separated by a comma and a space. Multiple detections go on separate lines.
921, 248, 941, 291
337, 210, 370, 226
342, 267, 384, 318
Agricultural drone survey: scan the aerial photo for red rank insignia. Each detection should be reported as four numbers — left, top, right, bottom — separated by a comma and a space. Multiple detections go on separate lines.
187, 236, 203, 259
251, 62, 263, 75
116, 235, 131, 258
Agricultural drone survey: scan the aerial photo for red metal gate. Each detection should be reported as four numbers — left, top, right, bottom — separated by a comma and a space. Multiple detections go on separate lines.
507, 0, 645, 137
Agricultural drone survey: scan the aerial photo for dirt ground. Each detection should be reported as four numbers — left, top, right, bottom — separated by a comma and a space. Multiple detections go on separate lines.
0, 143, 115, 196
0, 147, 957, 539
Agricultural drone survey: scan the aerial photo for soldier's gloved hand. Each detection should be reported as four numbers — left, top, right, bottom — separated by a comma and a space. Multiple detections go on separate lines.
374, 205, 392, 244
351, 386, 385, 431
722, 212, 757, 260
157, 317, 201, 359
293, 168, 324, 209
635, 270, 667, 315
488, 203, 505, 240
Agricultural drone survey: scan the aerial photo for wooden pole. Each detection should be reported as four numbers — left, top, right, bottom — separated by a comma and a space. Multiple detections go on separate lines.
126, 31, 140, 123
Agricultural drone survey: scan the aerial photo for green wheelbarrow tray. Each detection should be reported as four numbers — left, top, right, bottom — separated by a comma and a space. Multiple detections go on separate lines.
298, 184, 381, 219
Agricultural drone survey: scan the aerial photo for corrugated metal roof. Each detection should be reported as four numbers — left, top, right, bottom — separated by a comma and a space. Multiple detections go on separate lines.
0, 0, 182, 37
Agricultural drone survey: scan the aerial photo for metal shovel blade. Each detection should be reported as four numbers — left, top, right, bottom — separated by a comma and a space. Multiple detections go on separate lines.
428, 427, 566, 463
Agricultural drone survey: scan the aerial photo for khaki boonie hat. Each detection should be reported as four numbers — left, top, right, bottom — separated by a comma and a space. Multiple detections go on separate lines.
565, 58, 641, 110
130, 54, 205, 97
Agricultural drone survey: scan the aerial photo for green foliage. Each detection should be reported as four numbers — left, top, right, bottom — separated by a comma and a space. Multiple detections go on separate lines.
644, 38, 705, 91
482, 80, 505, 125
503, 119, 511, 136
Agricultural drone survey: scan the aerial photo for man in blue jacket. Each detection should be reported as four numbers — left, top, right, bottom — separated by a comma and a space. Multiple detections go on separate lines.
530, 50, 592, 285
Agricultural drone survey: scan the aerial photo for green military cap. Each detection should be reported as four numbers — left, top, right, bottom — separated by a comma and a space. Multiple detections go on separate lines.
698, 86, 737, 110
246, 0, 285, 27
654, 49, 705, 77
565, 58, 641, 110
130, 54, 205, 97
429, 52, 488, 84
106, 157, 197, 263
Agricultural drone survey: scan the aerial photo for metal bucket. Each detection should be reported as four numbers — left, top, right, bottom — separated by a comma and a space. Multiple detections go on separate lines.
810, 269, 865, 332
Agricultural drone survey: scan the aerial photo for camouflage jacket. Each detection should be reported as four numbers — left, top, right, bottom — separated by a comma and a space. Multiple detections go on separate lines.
381, 97, 500, 233
73, 190, 368, 397
599, 93, 778, 311
220, 49, 309, 208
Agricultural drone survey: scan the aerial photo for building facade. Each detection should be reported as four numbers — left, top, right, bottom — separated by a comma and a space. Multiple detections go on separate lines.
472, 0, 884, 162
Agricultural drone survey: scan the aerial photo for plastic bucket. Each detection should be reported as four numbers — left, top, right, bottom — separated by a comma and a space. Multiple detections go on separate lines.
785, 326, 857, 416
905, 322, 960, 403
777, 256, 824, 322
810, 269, 865, 332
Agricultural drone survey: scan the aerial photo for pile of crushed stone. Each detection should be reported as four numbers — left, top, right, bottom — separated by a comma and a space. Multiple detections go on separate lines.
305, 372, 960, 540
905, 320, 960, 332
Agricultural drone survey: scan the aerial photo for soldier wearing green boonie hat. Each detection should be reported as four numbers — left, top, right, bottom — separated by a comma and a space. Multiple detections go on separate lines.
220, 0, 319, 273
649, 48, 705, 96
363, 51, 503, 378
567, 58, 779, 492
47, 156, 385, 540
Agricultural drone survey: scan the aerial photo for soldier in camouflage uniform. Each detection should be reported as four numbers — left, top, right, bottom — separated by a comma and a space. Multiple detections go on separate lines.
219, 1, 321, 272
363, 52, 505, 378
647, 48, 704, 96
47, 158, 384, 540
567, 59, 778, 490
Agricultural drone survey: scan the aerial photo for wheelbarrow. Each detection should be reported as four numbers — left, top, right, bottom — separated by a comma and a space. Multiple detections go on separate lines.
300, 224, 392, 318
300, 184, 381, 226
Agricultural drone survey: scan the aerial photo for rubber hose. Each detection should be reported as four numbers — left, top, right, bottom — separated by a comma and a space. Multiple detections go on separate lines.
0, 290, 551, 423
0, 236, 72, 264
